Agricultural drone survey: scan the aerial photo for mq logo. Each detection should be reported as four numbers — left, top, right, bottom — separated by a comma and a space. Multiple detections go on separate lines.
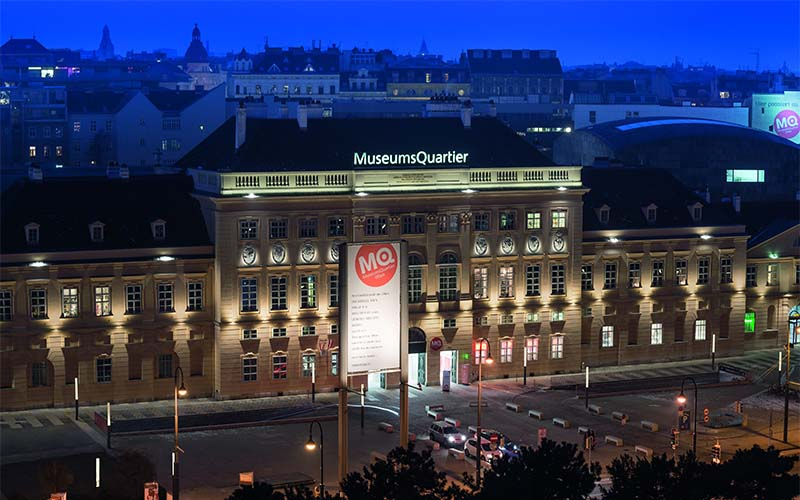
356, 244, 398, 287
774, 109, 800, 139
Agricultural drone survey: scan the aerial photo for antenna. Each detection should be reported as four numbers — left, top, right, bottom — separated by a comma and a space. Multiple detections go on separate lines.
749, 48, 760, 72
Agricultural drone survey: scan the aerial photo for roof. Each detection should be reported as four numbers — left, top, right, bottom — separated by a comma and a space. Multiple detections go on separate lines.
146, 90, 209, 112
467, 49, 562, 75
0, 38, 50, 55
252, 50, 340, 74
67, 90, 136, 114
1, 174, 210, 254
579, 117, 800, 151
176, 116, 555, 172
582, 167, 741, 231
736, 201, 800, 248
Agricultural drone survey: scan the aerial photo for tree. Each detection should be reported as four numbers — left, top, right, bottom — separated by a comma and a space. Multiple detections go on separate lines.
604, 452, 713, 500
225, 481, 285, 500
474, 439, 601, 500
340, 444, 466, 500
715, 445, 799, 500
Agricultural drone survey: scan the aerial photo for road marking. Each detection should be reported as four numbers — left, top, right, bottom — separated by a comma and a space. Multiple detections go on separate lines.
1, 416, 22, 429
24, 415, 43, 428
46, 414, 64, 426
366, 393, 379, 402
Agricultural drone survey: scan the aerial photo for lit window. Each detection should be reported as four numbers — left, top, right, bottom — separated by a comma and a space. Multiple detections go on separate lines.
30, 288, 47, 319
526, 312, 540, 323
500, 339, 513, 363
473, 267, 488, 299
628, 262, 641, 288
438, 214, 460, 233
767, 264, 779, 286
439, 254, 459, 301
551, 264, 565, 295
302, 353, 316, 377
243, 356, 258, 381
187, 282, 203, 311
94, 285, 111, 317
331, 351, 339, 375
651, 260, 665, 287
526, 211, 541, 230
551, 210, 567, 229
720, 257, 733, 284
158, 283, 174, 312
650, 323, 663, 345
270, 276, 287, 310
744, 311, 755, 333
551, 336, 564, 359
499, 211, 516, 230
473, 340, 489, 365
425, 72, 431, 83
126, 284, 142, 314
675, 259, 688, 286
499, 266, 514, 298
601, 325, 614, 347
62, 287, 79, 318
300, 274, 317, 308
551, 311, 565, 322
525, 337, 539, 361
526, 264, 540, 296
272, 354, 287, 379
73, 121, 81, 132
329, 274, 339, 307
240, 278, 258, 312
96, 357, 112, 383
726, 169, 765, 183
56, 145, 63, 157
581, 264, 593, 291
239, 219, 258, 240
694, 319, 707, 340
29, 146, 36, 158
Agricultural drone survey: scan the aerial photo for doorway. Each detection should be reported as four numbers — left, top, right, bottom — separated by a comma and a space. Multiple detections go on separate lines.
439, 350, 458, 385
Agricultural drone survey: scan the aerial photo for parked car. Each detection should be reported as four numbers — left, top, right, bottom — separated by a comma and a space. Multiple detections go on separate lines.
499, 440, 521, 459
464, 437, 503, 464
429, 423, 466, 448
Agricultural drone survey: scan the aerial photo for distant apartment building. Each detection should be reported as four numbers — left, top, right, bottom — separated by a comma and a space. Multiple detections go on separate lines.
467, 49, 563, 103
0, 83, 68, 168
385, 42, 469, 99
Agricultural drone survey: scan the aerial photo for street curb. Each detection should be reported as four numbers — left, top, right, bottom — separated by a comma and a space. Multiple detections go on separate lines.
109, 413, 337, 437
577, 379, 748, 399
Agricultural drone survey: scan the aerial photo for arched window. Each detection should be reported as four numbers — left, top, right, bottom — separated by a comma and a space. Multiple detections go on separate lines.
438, 252, 458, 301
767, 305, 776, 330
409, 254, 424, 266
439, 252, 458, 264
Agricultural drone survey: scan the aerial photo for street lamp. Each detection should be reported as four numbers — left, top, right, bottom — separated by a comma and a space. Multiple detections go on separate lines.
475, 337, 493, 487
676, 376, 698, 454
305, 420, 324, 496
173, 366, 187, 500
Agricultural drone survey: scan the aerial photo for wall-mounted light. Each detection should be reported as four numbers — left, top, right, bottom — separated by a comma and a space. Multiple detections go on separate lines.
700, 234, 712, 240
461, 188, 477, 194
768, 252, 779, 259
29, 261, 48, 268
155, 256, 175, 262
557, 186, 567, 191
608, 237, 620, 243
244, 193, 259, 199
355, 192, 369, 197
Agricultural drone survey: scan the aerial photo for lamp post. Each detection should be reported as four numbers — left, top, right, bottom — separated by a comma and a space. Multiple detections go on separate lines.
173, 366, 187, 500
585, 366, 590, 409
676, 376, 698, 454
475, 337, 493, 488
305, 420, 324, 496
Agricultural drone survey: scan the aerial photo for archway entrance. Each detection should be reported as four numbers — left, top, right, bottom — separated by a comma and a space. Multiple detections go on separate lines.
409, 327, 427, 387
789, 305, 800, 345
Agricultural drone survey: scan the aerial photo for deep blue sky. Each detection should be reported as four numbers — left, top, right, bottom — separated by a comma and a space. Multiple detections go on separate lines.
1, 1, 798, 71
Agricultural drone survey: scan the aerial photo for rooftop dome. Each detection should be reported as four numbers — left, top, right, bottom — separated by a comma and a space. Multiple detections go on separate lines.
184, 23, 208, 64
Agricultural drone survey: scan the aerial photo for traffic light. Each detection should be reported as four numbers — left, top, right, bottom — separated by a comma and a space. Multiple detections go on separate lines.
711, 443, 721, 464
670, 428, 679, 450
734, 401, 743, 414
703, 407, 710, 424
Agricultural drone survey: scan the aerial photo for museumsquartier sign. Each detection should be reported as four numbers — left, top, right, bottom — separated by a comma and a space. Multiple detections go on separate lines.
353, 151, 469, 167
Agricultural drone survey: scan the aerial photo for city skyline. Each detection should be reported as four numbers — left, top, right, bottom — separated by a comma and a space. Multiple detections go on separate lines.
1, 0, 798, 71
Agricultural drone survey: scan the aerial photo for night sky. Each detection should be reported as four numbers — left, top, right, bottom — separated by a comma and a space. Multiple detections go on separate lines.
1, 0, 798, 71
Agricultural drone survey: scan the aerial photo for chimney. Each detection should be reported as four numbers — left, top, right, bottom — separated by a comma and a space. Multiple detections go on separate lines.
28, 165, 43, 181
297, 101, 308, 130
732, 194, 741, 214
235, 101, 247, 150
460, 100, 473, 129
488, 99, 497, 117
704, 187, 711, 204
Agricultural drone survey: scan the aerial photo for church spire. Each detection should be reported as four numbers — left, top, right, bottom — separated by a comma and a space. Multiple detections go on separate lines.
97, 24, 114, 61
419, 38, 429, 56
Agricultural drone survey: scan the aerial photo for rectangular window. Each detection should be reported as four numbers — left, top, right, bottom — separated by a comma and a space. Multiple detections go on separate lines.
94, 285, 111, 316
240, 278, 258, 312
604, 262, 617, 290
243, 356, 258, 381
746, 265, 757, 287
652, 260, 665, 287
272, 327, 287, 338
328, 217, 346, 237
525, 337, 539, 361
526, 264, 541, 296
31, 361, 48, 387
744, 312, 755, 333
62, 286, 79, 318
300, 274, 317, 308
270, 276, 287, 310
499, 266, 514, 298
329, 274, 339, 307
269, 218, 287, 239
500, 339, 513, 363
158, 283, 174, 312
240, 218, 258, 239
601, 325, 614, 347
331, 352, 339, 375
157, 354, 173, 379
675, 259, 688, 286
187, 282, 203, 311
443, 318, 456, 329
73, 121, 81, 132
551, 336, 564, 359
96, 357, 112, 383
697, 257, 710, 285
473, 212, 490, 231
402, 215, 425, 234
526, 211, 541, 230
438, 214, 460, 233
501, 314, 514, 325
302, 325, 317, 336
720, 257, 733, 284
651, 323, 663, 345
473, 340, 489, 365
242, 328, 258, 340
551, 209, 567, 228
628, 262, 641, 288
409, 266, 423, 303
725, 169, 765, 183
795, 264, 800, 285
767, 264, 779, 286
581, 264, 593, 291
499, 211, 516, 230
694, 319, 707, 340
526, 312, 539, 323
0, 290, 12, 321
28, 145, 36, 158
126, 284, 142, 314
302, 353, 316, 377
30, 288, 47, 319
551, 264, 565, 295
331, 324, 338, 335
365, 216, 388, 236
272, 355, 287, 379
551, 310, 565, 322
299, 218, 318, 238
439, 265, 458, 301
473, 267, 488, 299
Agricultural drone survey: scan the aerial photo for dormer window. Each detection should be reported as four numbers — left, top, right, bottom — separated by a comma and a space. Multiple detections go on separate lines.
689, 202, 703, 222
598, 205, 610, 224
25, 222, 40, 245
151, 219, 166, 241
89, 221, 105, 243
644, 203, 658, 223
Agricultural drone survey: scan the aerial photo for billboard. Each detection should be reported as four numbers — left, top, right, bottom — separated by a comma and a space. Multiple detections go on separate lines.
342, 242, 403, 374
751, 91, 800, 144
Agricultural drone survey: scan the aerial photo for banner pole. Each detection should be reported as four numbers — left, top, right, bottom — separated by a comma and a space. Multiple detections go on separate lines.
338, 242, 349, 481
399, 241, 409, 447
